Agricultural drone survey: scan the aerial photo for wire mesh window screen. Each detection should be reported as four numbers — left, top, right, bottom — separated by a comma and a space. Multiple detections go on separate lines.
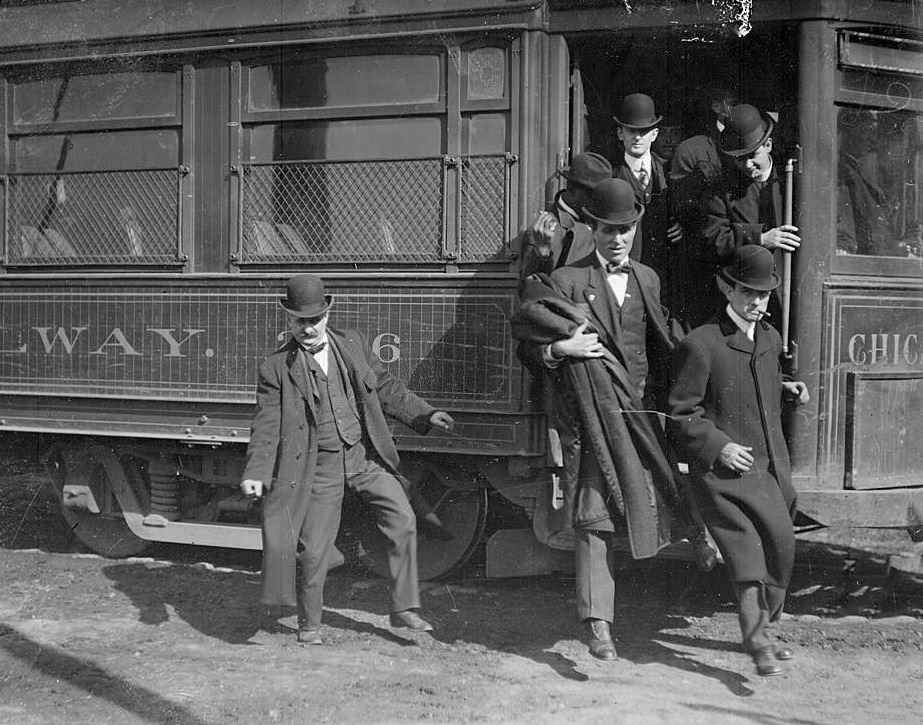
239, 158, 445, 264
458, 154, 508, 262
5, 169, 179, 265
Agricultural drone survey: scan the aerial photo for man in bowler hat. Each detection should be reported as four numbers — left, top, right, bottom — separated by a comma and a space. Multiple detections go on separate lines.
521, 178, 690, 661
241, 274, 454, 644
518, 152, 613, 279
611, 93, 683, 280
700, 104, 801, 326
669, 245, 809, 676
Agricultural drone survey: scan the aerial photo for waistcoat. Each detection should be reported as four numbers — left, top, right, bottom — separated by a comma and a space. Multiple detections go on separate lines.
305, 345, 362, 451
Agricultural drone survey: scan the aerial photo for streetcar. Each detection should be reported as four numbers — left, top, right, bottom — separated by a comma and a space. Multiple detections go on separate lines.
0, 0, 920, 579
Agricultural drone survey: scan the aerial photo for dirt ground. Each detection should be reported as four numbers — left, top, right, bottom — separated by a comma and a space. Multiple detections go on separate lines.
2, 447, 923, 724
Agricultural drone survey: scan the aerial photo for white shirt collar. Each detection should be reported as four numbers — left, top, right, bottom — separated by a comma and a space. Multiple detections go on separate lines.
623, 152, 650, 175
726, 304, 756, 341
755, 157, 773, 183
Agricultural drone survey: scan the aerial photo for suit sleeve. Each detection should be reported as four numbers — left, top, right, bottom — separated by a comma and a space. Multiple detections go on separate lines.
702, 194, 764, 259
668, 337, 732, 469
361, 337, 435, 435
242, 357, 283, 484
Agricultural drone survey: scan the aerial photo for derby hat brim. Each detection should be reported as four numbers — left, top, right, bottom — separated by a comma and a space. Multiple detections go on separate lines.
719, 267, 780, 292
581, 201, 645, 227
612, 113, 662, 130
279, 294, 333, 317
720, 113, 774, 158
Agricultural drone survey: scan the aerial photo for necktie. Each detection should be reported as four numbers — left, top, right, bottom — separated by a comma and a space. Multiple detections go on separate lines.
637, 167, 649, 190
606, 261, 631, 275
303, 340, 326, 355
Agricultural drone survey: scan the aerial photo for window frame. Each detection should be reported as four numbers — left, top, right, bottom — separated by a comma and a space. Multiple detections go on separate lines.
0, 58, 193, 271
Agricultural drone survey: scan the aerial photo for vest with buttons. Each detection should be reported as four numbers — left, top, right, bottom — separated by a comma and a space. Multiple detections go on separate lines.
305, 345, 362, 451
609, 273, 649, 396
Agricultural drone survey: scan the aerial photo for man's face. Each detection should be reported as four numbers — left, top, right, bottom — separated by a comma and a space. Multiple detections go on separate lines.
721, 279, 771, 322
617, 124, 659, 159
593, 221, 637, 266
289, 312, 328, 347
735, 138, 773, 180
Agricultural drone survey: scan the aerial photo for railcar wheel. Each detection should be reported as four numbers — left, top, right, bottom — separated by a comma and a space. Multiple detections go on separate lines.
341, 458, 488, 581
52, 444, 151, 558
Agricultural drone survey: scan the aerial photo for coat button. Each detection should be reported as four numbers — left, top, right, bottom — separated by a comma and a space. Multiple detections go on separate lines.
290, 482, 296, 488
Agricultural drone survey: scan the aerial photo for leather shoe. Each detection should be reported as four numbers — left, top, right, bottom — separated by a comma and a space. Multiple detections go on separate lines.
752, 646, 783, 676
297, 627, 323, 645
583, 618, 617, 661
775, 646, 794, 661
389, 610, 434, 631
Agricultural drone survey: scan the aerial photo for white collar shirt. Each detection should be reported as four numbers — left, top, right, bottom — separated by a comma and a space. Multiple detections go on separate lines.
726, 304, 756, 341
624, 152, 651, 185
597, 251, 631, 306
302, 334, 330, 374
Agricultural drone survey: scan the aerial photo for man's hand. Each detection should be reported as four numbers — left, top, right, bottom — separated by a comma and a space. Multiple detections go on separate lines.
529, 211, 558, 258
240, 479, 265, 499
551, 320, 604, 359
782, 380, 810, 405
666, 221, 684, 244
429, 411, 454, 432
717, 442, 754, 473
760, 224, 801, 252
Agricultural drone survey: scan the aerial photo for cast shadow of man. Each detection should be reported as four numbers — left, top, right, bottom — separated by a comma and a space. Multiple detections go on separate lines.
102, 558, 417, 648
425, 561, 754, 695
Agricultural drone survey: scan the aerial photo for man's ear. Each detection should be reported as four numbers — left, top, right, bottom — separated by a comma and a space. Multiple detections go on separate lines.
765, 137, 773, 153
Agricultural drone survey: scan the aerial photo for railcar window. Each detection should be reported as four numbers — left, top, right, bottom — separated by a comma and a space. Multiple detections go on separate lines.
248, 53, 443, 110
836, 106, 922, 259
246, 118, 443, 162
237, 43, 512, 266
12, 71, 177, 124
3, 65, 184, 268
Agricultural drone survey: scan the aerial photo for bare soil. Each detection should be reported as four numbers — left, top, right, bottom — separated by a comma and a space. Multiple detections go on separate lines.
1, 437, 923, 725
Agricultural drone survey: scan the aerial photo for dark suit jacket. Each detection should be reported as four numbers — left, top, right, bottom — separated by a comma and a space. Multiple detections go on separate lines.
668, 311, 796, 587
242, 328, 434, 607
613, 153, 670, 276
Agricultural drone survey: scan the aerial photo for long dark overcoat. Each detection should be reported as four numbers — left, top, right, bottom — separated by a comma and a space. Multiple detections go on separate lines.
514, 254, 685, 557
242, 328, 434, 607
668, 311, 796, 588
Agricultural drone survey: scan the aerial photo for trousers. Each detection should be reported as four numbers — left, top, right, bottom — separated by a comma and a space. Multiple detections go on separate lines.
295, 440, 419, 627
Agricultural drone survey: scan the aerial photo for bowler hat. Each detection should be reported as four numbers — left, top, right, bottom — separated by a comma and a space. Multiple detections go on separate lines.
279, 274, 333, 317
719, 104, 774, 157
613, 93, 662, 130
719, 245, 780, 291
560, 152, 613, 189
582, 178, 644, 226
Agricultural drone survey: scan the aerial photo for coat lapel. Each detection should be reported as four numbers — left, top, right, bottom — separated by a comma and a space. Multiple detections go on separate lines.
719, 311, 755, 355
582, 260, 621, 344
286, 341, 318, 419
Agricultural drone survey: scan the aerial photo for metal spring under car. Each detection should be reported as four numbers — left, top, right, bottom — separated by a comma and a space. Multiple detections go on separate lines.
147, 460, 181, 521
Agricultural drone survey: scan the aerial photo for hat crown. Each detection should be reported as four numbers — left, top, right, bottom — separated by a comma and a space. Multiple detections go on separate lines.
720, 244, 780, 291
562, 152, 613, 188
614, 93, 661, 129
280, 274, 332, 317
720, 104, 773, 157
583, 178, 644, 226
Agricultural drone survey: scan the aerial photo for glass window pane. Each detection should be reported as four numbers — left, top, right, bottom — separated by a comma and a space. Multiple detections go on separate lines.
13, 130, 179, 172
249, 53, 443, 110
12, 71, 178, 125
836, 107, 922, 258
465, 114, 507, 154
247, 118, 443, 162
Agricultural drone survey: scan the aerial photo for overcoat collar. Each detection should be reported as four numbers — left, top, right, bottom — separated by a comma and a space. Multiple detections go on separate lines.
718, 308, 773, 358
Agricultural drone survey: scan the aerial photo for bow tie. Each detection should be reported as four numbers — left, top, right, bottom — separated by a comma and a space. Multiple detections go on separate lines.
302, 341, 327, 355
606, 261, 631, 275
